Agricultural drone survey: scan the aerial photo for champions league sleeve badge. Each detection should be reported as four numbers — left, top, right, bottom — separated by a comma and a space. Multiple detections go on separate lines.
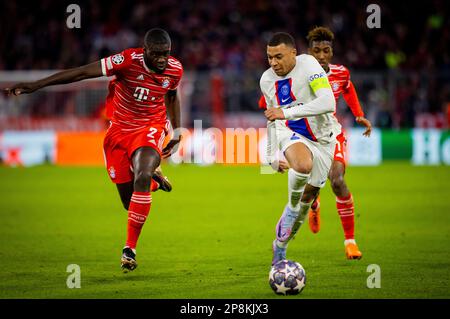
112, 54, 125, 65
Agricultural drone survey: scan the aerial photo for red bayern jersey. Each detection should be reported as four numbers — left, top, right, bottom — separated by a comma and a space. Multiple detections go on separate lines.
327, 63, 364, 118
101, 48, 183, 130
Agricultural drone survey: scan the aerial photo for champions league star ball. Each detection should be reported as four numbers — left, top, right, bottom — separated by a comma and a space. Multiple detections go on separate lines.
269, 260, 306, 295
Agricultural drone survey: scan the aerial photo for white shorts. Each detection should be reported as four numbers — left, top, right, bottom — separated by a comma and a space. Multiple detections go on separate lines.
277, 125, 335, 188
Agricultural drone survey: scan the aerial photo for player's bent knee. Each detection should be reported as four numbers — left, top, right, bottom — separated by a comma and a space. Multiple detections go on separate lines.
133, 170, 153, 191
330, 175, 346, 192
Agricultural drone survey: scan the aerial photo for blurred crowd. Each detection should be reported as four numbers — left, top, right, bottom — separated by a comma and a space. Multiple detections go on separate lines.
1, 0, 449, 72
1, 0, 449, 128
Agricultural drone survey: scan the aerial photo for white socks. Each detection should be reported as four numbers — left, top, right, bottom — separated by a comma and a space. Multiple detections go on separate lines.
344, 239, 356, 245
288, 168, 309, 211
296, 200, 314, 227
275, 169, 312, 248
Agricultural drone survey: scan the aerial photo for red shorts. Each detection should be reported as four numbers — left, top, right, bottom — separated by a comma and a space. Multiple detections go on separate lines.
333, 131, 347, 166
103, 122, 169, 184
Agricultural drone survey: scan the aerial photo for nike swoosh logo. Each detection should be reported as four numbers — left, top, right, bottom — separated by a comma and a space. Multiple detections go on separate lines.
281, 97, 289, 103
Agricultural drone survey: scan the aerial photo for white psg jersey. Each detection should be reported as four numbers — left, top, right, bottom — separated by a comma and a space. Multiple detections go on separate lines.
260, 54, 341, 144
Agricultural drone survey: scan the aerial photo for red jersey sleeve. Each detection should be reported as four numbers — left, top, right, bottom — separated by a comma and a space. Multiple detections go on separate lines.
343, 66, 351, 90
101, 49, 133, 77
342, 80, 365, 118
258, 95, 267, 110
168, 57, 184, 90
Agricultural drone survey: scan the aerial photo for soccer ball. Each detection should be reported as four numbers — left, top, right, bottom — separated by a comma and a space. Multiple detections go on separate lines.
269, 260, 306, 295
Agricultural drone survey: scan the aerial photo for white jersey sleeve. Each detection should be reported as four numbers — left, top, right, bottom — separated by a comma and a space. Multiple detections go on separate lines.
260, 71, 278, 165
259, 73, 274, 108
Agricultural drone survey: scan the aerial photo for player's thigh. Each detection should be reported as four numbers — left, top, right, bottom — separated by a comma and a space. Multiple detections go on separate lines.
329, 160, 346, 181
283, 142, 314, 174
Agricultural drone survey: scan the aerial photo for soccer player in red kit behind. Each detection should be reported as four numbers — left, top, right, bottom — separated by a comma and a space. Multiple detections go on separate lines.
307, 26, 372, 259
4, 28, 183, 272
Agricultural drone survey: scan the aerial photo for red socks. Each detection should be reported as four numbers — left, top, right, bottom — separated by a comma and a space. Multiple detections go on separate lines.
336, 194, 355, 240
126, 191, 152, 249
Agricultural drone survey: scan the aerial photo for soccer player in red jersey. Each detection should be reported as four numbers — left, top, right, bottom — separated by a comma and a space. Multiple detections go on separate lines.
306, 26, 372, 259
4, 28, 183, 272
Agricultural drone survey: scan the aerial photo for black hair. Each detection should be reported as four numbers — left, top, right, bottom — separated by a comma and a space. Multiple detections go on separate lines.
144, 28, 171, 47
268, 32, 296, 48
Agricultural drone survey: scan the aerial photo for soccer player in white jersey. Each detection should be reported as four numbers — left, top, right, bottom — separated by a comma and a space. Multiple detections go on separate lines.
259, 32, 341, 265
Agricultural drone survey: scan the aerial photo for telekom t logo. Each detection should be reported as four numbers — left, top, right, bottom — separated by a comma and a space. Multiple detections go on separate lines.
133, 86, 150, 102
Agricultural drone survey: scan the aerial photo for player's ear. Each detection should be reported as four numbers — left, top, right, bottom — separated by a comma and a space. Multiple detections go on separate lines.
292, 48, 297, 56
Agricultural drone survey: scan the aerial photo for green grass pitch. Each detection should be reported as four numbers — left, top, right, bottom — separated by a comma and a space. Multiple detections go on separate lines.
0, 162, 449, 299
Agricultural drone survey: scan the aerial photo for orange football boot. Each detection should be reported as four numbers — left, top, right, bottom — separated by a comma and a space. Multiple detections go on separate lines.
345, 242, 362, 260
308, 196, 320, 234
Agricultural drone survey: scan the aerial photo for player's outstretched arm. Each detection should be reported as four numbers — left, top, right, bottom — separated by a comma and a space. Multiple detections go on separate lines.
4, 61, 103, 96
342, 81, 372, 137
162, 89, 182, 158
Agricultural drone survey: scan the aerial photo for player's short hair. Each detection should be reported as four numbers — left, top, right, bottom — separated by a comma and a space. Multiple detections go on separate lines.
307, 27, 334, 47
144, 28, 171, 47
268, 32, 296, 48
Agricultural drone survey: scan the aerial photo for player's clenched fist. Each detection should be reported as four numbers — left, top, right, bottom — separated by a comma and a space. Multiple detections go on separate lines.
264, 107, 286, 121
4, 82, 39, 96
270, 159, 290, 173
